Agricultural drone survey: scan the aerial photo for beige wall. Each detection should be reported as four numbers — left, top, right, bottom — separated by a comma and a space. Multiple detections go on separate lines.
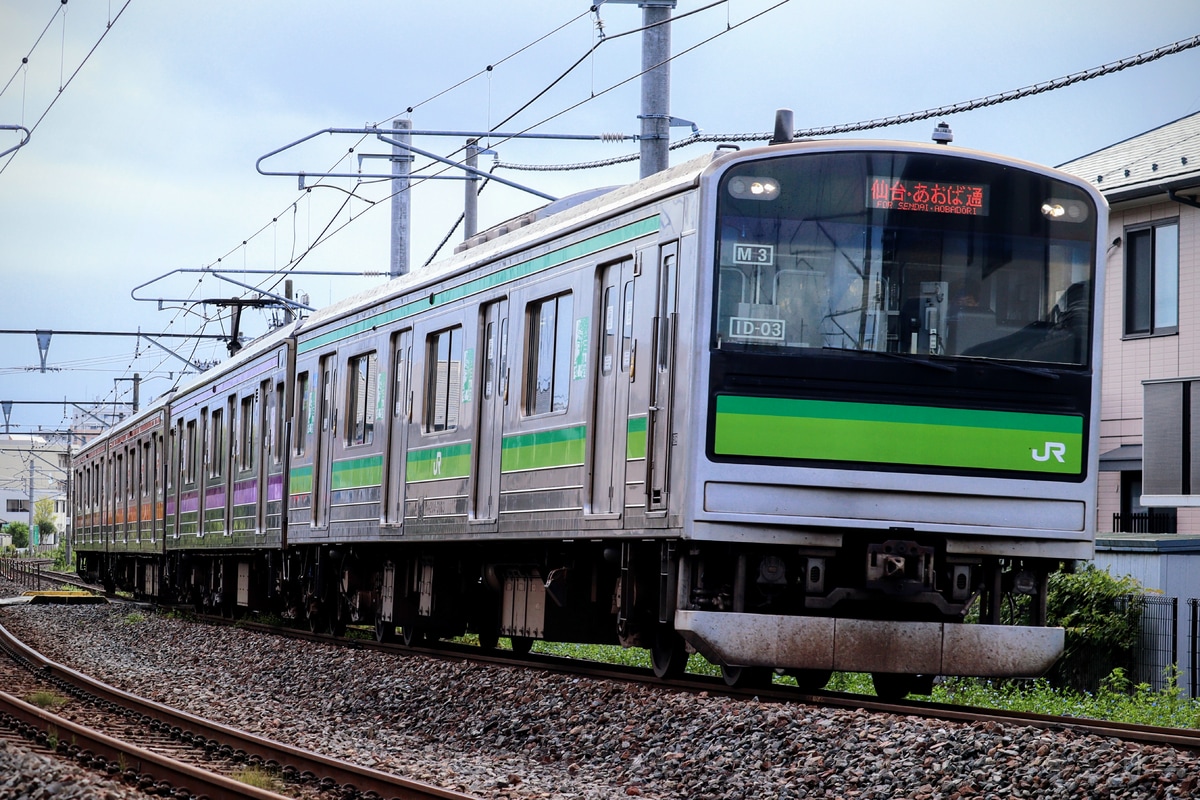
1098, 199, 1200, 532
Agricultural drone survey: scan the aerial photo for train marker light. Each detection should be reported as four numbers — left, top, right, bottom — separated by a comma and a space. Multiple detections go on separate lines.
728, 176, 780, 200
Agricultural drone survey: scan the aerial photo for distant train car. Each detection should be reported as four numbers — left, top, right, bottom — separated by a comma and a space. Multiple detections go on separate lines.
74, 135, 1106, 696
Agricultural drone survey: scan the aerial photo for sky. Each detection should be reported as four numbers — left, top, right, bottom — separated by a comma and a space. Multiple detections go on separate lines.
1, 0, 1198, 435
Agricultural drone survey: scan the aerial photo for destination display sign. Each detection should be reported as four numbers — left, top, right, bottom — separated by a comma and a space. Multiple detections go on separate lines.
868, 177, 989, 216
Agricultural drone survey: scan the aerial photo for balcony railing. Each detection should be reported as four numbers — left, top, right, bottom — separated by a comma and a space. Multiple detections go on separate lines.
1112, 510, 1177, 534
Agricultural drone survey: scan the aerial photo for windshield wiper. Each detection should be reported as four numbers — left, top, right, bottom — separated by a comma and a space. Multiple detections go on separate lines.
825, 347, 958, 373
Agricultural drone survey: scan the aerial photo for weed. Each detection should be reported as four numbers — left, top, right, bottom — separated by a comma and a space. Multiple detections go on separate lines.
24, 691, 69, 711
231, 766, 283, 791
121, 612, 146, 625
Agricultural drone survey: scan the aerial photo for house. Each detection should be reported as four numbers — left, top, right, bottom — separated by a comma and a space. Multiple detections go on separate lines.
0, 434, 71, 547
1059, 111, 1200, 690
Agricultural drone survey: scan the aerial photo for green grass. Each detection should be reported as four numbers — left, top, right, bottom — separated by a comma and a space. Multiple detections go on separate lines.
230, 766, 283, 791
25, 691, 69, 711
497, 640, 1200, 728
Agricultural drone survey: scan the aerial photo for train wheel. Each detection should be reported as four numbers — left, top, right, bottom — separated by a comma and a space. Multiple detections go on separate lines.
374, 618, 397, 643
650, 627, 688, 679
720, 664, 774, 688
785, 669, 832, 692
477, 628, 500, 651
509, 636, 534, 655
871, 673, 934, 700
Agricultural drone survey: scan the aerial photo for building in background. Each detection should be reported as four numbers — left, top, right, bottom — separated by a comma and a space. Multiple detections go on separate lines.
1060, 111, 1200, 692
0, 434, 71, 547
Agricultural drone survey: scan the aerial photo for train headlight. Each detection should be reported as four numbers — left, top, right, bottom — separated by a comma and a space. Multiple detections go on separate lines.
728, 176, 781, 200
1041, 198, 1089, 222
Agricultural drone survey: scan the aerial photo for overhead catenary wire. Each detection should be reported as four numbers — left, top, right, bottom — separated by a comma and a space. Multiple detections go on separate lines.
0, 0, 134, 176
497, 32, 1200, 173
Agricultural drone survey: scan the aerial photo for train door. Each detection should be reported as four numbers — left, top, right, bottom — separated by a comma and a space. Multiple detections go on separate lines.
591, 258, 636, 516
473, 300, 508, 521
312, 354, 336, 530
646, 243, 679, 512
384, 330, 412, 524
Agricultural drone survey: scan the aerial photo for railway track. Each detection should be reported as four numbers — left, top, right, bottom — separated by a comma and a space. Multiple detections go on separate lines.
0, 618, 481, 800
213, 614, 1200, 754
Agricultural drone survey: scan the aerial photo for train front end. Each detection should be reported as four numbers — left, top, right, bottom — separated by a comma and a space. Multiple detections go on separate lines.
675, 141, 1106, 684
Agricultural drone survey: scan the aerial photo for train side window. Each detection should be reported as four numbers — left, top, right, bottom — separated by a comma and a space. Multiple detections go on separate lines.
347, 351, 379, 446
425, 326, 463, 432
184, 420, 196, 484
273, 382, 286, 464
296, 372, 310, 455
240, 394, 256, 471
499, 318, 509, 402
601, 286, 615, 377
142, 441, 152, 499
621, 281, 634, 373
167, 427, 177, 490
211, 408, 224, 478
526, 292, 573, 415
483, 322, 496, 399
393, 342, 409, 419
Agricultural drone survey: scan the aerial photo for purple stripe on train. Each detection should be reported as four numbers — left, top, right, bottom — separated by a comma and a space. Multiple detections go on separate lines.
234, 478, 258, 506
267, 473, 284, 503
205, 486, 225, 507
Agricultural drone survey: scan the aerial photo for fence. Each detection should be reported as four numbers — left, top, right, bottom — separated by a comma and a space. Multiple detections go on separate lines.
0, 557, 57, 591
1125, 593, 1200, 697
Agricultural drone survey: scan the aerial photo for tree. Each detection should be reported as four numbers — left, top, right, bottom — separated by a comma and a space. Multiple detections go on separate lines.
5, 521, 30, 549
34, 497, 57, 546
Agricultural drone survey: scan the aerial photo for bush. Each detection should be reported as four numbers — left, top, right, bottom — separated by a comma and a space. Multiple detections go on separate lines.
3, 522, 29, 549
1045, 563, 1144, 693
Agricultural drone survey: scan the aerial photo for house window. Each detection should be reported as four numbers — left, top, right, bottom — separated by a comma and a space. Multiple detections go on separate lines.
526, 293, 574, 415
1125, 220, 1179, 336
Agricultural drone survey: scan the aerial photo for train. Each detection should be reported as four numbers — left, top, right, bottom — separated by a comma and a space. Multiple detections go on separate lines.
72, 130, 1107, 697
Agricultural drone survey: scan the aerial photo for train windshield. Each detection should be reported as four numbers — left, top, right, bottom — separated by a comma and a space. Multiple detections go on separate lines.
713, 151, 1098, 366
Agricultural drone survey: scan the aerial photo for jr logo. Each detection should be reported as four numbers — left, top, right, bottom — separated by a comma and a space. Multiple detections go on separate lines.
1031, 442, 1067, 463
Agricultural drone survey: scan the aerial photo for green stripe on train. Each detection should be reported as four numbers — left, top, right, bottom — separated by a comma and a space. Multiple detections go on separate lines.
501, 425, 586, 472
332, 454, 384, 490
289, 464, 313, 495
713, 395, 1084, 474
407, 442, 472, 482
300, 216, 660, 353
626, 415, 647, 460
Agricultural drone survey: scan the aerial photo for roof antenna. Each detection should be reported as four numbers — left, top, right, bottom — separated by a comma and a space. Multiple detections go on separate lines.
770, 108, 795, 145
932, 122, 953, 145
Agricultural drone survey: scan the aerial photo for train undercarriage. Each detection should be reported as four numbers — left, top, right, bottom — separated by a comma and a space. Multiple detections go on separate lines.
76, 534, 1063, 698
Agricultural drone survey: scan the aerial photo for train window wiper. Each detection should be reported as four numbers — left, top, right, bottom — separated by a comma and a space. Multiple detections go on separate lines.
827, 347, 958, 373
972, 359, 1061, 380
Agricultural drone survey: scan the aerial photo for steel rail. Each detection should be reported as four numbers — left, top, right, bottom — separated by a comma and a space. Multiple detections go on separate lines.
0, 621, 481, 800
0, 688, 290, 800
218, 616, 1200, 752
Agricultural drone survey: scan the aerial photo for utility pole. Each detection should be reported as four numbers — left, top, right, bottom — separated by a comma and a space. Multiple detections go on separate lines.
390, 119, 412, 278
637, 0, 675, 178
464, 138, 481, 240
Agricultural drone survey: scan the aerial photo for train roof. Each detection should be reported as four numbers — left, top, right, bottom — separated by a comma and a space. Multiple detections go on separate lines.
75, 320, 300, 458
297, 150, 721, 336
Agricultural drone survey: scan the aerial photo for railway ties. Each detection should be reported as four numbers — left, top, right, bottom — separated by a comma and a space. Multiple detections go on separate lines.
0, 617, 481, 800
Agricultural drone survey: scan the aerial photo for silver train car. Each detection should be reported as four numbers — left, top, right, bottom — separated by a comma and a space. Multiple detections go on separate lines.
73, 137, 1106, 696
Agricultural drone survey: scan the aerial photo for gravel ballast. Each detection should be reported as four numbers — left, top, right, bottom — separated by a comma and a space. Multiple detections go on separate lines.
2, 588, 1199, 799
